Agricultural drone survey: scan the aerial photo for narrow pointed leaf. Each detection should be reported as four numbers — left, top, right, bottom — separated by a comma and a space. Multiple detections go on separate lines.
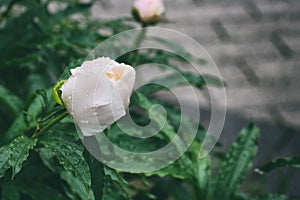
212, 123, 259, 200
257, 156, 300, 174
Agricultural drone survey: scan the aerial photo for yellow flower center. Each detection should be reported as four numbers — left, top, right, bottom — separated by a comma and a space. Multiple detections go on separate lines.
106, 67, 125, 81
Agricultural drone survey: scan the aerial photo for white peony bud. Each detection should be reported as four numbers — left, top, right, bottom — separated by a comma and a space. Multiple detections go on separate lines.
133, 0, 165, 24
61, 57, 136, 136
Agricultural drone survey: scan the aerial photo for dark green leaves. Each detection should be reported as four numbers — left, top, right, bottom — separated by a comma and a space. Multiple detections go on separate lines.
9, 136, 37, 178
257, 156, 300, 174
60, 171, 94, 200
1, 184, 21, 200
138, 71, 224, 96
0, 145, 11, 179
0, 135, 37, 179
40, 132, 92, 199
0, 84, 22, 116
84, 152, 104, 200
102, 167, 131, 200
147, 36, 207, 64
212, 123, 260, 200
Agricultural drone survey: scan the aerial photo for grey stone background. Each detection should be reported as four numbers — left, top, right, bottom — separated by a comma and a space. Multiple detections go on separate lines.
92, 0, 300, 196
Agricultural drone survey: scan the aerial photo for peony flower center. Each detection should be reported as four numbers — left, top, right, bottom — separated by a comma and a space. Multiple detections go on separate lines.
106, 66, 125, 81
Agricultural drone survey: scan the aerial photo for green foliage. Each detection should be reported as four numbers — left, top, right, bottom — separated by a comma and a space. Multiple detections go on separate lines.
138, 70, 224, 96
0, 136, 37, 179
0, 145, 11, 179
257, 156, 300, 174
0, 0, 297, 199
0, 84, 22, 116
1, 184, 21, 200
39, 131, 92, 198
211, 123, 259, 200
102, 167, 131, 200
84, 152, 104, 200
9, 136, 38, 178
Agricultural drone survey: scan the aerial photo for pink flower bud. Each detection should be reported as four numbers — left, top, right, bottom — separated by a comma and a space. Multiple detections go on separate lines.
133, 0, 165, 24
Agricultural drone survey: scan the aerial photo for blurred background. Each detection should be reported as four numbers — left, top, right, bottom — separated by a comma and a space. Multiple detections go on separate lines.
92, 0, 300, 196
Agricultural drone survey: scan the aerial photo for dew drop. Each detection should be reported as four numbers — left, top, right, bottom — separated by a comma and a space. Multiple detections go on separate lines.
80, 120, 89, 124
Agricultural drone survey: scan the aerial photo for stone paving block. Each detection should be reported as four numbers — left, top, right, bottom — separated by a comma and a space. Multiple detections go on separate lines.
225, 22, 300, 44
241, 0, 263, 21
277, 107, 300, 129
166, 3, 247, 25
281, 34, 300, 53
253, 0, 291, 13
215, 63, 249, 85
269, 31, 294, 59
246, 57, 300, 84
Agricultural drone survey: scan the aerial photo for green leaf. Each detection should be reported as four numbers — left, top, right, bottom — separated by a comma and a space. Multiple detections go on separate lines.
0, 84, 22, 116
10, 162, 67, 200
51, 3, 92, 22
1, 184, 21, 200
194, 156, 211, 199
134, 92, 177, 142
102, 178, 132, 200
0, 145, 11, 179
138, 70, 224, 96
84, 151, 104, 200
147, 178, 194, 200
148, 98, 206, 142
4, 114, 27, 142
61, 170, 95, 200
16, 182, 67, 200
256, 156, 300, 174
40, 135, 92, 199
9, 135, 38, 178
148, 36, 207, 64
212, 123, 259, 200
145, 153, 195, 180
104, 167, 128, 186
102, 167, 131, 200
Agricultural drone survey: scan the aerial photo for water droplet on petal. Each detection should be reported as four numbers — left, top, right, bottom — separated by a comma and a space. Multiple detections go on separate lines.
80, 120, 89, 124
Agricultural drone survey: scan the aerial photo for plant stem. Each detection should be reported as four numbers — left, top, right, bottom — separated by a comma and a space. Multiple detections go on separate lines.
131, 26, 147, 66
32, 110, 69, 139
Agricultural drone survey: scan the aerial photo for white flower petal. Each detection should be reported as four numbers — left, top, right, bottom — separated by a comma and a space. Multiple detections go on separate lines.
61, 57, 135, 137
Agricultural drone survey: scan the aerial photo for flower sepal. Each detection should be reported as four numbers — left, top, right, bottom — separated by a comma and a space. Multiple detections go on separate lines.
52, 80, 66, 106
